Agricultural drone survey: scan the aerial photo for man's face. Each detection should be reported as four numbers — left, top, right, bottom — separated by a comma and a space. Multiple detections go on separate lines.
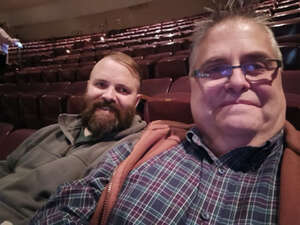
190, 19, 286, 146
81, 57, 140, 137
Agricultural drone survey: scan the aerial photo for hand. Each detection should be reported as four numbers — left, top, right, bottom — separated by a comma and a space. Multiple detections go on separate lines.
12, 38, 22, 48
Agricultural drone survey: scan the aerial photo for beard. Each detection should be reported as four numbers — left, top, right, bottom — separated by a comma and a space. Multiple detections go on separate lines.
81, 97, 136, 138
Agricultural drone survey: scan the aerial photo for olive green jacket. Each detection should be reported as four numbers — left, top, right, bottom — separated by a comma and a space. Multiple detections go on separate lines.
0, 113, 146, 225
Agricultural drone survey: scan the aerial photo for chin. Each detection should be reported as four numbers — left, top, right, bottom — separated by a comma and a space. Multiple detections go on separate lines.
216, 116, 263, 134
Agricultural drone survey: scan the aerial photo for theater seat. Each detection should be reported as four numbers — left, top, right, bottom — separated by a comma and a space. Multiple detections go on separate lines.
137, 78, 173, 117
39, 81, 87, 126
140, 77, 173, 97
169, 76, 190, 93
43, 69, 58, 82
0, 122, 14, 144
76, 64, 94, 81
39, 94, 66, 126
66, 95, 85, 114
132, 44, 156, 57
0, 83, 17, 121
143, 92, 192, 123
58, 68, 77, 82
1, 93, 22, 127
136, 59, 155, 79
0, 128, 36, 160
154, 55, 188, 79
282, 70, 300, 94
286, 105, 300, 130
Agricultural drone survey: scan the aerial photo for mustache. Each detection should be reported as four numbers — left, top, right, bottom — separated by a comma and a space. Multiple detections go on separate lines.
90, 99, 121, 115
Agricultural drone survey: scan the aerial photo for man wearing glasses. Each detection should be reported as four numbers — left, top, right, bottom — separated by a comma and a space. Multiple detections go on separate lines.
30, 1, 300, 224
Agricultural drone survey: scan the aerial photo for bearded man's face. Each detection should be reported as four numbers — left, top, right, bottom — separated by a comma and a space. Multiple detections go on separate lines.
81, 57, 140, 137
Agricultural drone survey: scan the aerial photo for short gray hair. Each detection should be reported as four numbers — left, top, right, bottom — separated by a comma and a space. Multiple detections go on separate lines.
189, 0, 282, 74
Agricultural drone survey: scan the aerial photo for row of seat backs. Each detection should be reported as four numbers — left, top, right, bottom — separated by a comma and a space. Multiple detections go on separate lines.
13, 37, 191, 63
3, 42, 300, 88
3, 51, 189, 83
0, 81, 87, 129
9, 17, 195, 54
6, 42, 300, 84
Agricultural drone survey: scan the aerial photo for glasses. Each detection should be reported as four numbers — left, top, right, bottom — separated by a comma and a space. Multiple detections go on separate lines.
192, 59, 282, 82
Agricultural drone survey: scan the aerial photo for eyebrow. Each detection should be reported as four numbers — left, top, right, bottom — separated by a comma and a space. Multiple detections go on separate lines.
240, 52, 273, 61
200, 57, 229, 68
92, 78, 106, 83
200, 51, 274, 68
93, 78, 135, 91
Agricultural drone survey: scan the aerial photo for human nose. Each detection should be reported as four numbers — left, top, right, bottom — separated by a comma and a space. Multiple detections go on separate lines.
101, 86, 117, 102
225, 66, 250, 93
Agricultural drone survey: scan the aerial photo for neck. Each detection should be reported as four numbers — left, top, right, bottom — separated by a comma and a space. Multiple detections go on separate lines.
201, 124, 284, 157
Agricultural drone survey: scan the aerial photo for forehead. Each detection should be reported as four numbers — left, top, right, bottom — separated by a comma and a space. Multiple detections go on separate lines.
195, 19, 276, 66
90, 57, 139, 90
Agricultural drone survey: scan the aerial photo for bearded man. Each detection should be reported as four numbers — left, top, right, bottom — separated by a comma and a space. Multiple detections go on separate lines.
0, 52, 146, 225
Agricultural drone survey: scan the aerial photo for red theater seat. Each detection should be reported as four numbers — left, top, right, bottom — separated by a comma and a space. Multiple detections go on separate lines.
66, 95, 85, 114
76, 64, 94, 81
282, 70, 300, 94
0, 122, 14, 145
140, 77, 173, 97
0, 128, 36, 160
39, 81, 87, 126
169, 76, 190, 93
154, 55, 188, 79
143, 92, 192, 123
58, 67, 77, 82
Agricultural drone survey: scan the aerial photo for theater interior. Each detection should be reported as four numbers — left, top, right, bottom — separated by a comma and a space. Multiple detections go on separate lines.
0, 0, 299, 159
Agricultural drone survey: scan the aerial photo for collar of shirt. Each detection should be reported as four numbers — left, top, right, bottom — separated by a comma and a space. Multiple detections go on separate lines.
74, 127, 103, 146
186, 127, 284, 172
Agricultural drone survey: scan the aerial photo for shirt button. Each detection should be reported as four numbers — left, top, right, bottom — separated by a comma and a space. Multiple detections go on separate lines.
201, 211, 210, 221
218, 167, 225, 175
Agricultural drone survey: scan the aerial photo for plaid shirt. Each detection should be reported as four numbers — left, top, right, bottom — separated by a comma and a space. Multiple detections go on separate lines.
30, 127, 284, 225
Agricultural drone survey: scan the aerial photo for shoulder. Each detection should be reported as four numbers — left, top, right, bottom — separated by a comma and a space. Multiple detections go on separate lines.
284, 121, 300, 154
130, 140, 198, 179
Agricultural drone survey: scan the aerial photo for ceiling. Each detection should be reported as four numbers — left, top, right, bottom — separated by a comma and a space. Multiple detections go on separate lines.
0, 0, 207, 40
0, 0, 55, 12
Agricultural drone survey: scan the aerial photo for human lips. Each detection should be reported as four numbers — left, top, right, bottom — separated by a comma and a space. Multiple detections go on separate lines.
220, 99, 261, 108
98, 106, 111, 111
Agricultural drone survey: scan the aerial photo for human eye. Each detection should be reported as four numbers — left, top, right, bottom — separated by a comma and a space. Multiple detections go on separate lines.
243, 61, 267, 76
94, 80, 108, 89
203, 64, 231, 79
116, 85, 131, 95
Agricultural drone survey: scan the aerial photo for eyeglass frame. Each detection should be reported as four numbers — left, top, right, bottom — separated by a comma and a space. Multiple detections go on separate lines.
192, 59, 282, 81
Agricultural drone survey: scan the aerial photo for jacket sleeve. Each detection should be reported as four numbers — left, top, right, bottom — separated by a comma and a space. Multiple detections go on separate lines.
29, 142, 133, 225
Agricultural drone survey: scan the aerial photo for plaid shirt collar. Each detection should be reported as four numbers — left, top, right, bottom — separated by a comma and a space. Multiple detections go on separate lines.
186, 127, 284, 172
